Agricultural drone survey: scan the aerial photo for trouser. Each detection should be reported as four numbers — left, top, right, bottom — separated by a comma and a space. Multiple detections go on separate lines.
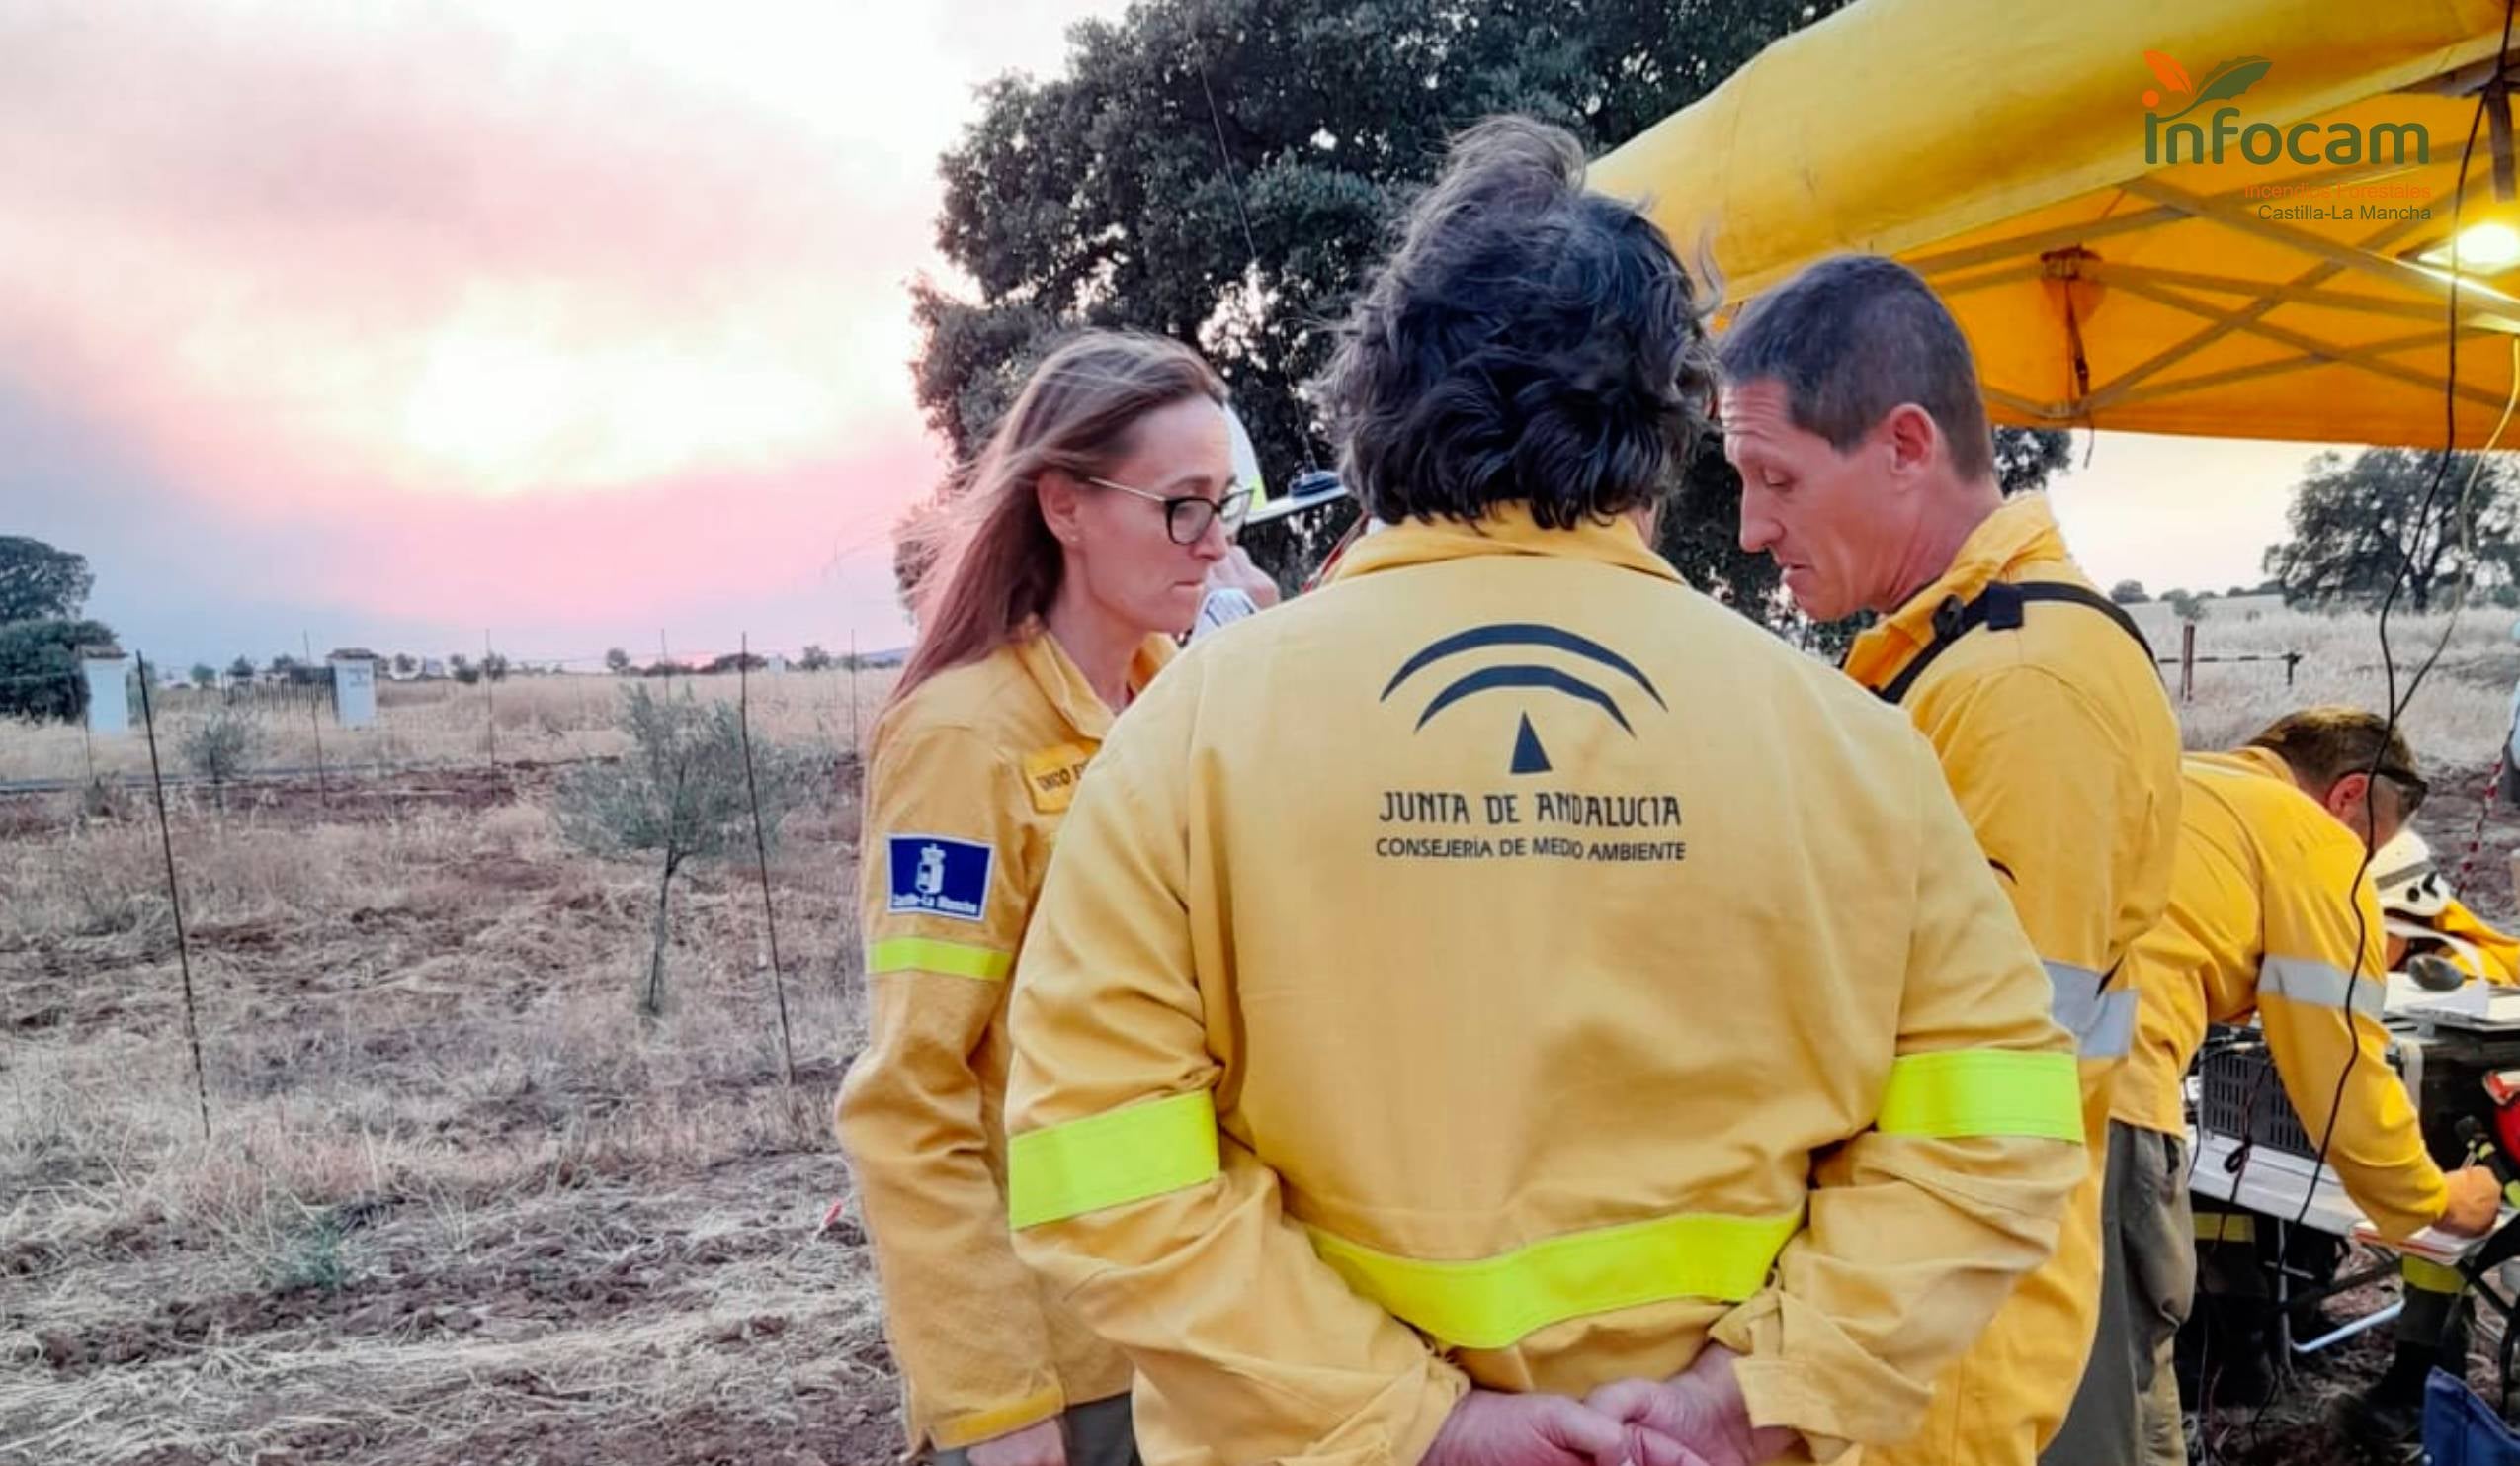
2045, 1122, 2194, 1466
2369, 1256, 2474, 1405
933, 1396, 1138, 1466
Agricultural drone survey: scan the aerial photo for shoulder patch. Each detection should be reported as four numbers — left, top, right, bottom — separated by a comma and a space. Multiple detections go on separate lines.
1022, 740, 1098, 815
885, 834, 995, 922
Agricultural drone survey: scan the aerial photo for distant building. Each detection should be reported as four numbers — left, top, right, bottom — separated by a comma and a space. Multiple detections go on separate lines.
860, 647, 910, 669
78, 644, 130, 735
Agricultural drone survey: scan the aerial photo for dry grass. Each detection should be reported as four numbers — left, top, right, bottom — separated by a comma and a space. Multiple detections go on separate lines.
4, 608, 2517, 1462
0, 768, 894, 1465
0, 667, 901, 787
2164, 607, 2519, 765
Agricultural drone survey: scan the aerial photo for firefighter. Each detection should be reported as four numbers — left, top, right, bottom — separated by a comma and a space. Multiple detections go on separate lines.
2341, 823, 2520, 1445
1002, 116, 2084, 1466
2116, 710, 2502, 1459
2374, 827, 2520, 983
834, 329, 1268, 1466
1718, 255, 2183, 1466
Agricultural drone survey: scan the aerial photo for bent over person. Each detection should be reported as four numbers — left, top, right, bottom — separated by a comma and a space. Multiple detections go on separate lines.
1000, 117, 2086, 1466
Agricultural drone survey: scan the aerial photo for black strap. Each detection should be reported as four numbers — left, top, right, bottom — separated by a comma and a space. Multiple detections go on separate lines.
1875, 581, 2157, 706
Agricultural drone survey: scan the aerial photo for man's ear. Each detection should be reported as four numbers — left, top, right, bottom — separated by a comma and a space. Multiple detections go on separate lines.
1881, 403, 1942, 479
2325, 771, 2373, 820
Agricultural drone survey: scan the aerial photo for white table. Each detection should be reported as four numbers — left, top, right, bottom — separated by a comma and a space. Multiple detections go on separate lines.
2187, 1131, 2501, 1354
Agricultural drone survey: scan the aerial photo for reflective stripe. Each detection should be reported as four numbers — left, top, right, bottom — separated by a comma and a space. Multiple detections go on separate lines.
1305, 1209, 1803, 1351
1007, 1090, 1220, 1229
2195, 1211, 2255, 1244
2403, 1256, 2468, 1294
2084, 989, 2137, 1061
2044, 960, 2136, 1061
1877, 1050, 2083, 1142
930, 1387, 1068, 1452
2262, 956, 2385, 1019
2046, 960, 2106, 1033
866, 936, 1013, 981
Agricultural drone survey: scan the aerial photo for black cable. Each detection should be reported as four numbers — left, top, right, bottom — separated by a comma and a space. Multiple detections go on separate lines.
2221, 11, 2515, 1451
1194, 48, 1328, 475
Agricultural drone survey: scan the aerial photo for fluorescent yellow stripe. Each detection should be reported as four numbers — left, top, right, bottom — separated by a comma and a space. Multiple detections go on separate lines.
2403, 1256, 2468, 1294
1877, 1050, 2083, 1142
867, 936, 1013, 981
2195, 1211, 2256, 1244
1305, 1209, 1803, 1351
1008, 1091, 1220, 1229
929, 1387, 1067, 1451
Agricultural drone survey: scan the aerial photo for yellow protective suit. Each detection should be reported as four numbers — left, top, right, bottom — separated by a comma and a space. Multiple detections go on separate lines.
2434, 899, 2520, 984
1841, 494, 2183, 1466
1002, 510, 2087, 1466
832, 629, 1172, 1453
2112, 748, 2449, 1240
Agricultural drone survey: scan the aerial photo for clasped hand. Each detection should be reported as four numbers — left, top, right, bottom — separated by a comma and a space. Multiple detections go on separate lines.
1421, 1347, 1797, 1466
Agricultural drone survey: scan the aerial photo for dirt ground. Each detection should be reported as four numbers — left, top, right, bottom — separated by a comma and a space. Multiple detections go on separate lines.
1, 763, 905, 1465
6, 751, 2518, 1462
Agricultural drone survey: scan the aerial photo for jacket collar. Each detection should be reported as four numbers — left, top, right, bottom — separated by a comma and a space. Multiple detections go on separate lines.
1324, 505, 1685, 586
1844, 493, 2072, 689
2193, 745, 2297, 786
1011, 627, 1176, 743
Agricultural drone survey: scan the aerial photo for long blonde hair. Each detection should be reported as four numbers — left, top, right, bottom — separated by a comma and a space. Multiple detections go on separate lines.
892, 331, 1223, 707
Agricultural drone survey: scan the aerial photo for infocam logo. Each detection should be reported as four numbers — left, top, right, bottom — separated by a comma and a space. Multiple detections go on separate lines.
2142, 50, 2429, 168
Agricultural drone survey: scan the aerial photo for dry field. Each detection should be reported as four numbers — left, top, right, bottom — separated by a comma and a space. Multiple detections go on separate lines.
0, 668, 899, 788
1, 613, 2516, 1465
1, 755, 897, 1465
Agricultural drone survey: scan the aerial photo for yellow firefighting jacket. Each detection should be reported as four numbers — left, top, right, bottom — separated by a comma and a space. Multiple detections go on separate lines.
832, 629, 1173, 1451
2392, 899, 2520, 985
2112, 748, 2448, 1239
2432, 899, 2520, 984
1002, 509, 2085, 1466
1841, 493, 2183, 1466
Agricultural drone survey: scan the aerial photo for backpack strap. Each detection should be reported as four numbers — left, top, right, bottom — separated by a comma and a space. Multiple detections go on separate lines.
1875, 581, 2156, 706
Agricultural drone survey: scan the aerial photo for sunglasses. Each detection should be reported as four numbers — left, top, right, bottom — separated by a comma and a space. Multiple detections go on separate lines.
1088, 476, 1254, 546
2377, 763, 2430, 819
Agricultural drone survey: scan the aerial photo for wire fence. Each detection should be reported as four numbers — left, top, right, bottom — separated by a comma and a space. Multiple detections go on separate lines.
0, 633, 896, 792
3, 631, 894, 1145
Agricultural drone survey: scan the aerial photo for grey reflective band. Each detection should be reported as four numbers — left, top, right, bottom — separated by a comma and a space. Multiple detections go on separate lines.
2044, 960, 2135, 1059
2083, 988, 2138, 1060
2261, 956, 2385, 1018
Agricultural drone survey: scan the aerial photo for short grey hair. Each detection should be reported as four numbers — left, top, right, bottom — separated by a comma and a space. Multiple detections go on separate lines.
1717, 254, 1993, 480
1312, 115, 1718, 529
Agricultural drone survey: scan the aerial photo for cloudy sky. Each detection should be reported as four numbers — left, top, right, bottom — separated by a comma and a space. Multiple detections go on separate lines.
3, 0, 2314, 670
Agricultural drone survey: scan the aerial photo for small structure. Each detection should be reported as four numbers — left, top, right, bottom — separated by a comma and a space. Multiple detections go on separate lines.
767, 654, 791, 675
80, 645, 130, 735
328, 647, 379, 729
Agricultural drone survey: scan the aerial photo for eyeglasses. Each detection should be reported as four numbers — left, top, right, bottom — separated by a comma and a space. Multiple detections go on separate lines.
1088, 476, 1253, 545
2377, 764, 2430, 819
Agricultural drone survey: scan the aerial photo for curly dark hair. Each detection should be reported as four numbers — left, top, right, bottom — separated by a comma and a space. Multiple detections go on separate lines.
1311, 115, 1718, 530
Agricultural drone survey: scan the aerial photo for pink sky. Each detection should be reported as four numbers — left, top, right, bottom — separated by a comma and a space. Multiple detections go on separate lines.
3, 0, 1128, 667
2, 0, 2310, 670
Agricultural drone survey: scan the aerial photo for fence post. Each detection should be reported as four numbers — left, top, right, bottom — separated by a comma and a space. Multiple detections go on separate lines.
482, 629, 498, 774
135, 654, 213, 1140
2285, 650, 2300, 688
2180, 622, 2197, 704
303, 631, 328, 810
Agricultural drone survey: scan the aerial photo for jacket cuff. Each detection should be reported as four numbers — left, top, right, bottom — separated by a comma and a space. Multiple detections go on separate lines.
1713, 1292, 1926, 1456
930, 1385, 1068, 1451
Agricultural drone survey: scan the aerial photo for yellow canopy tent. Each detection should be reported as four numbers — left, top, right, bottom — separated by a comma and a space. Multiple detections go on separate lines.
1592, 0, 2520, 447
